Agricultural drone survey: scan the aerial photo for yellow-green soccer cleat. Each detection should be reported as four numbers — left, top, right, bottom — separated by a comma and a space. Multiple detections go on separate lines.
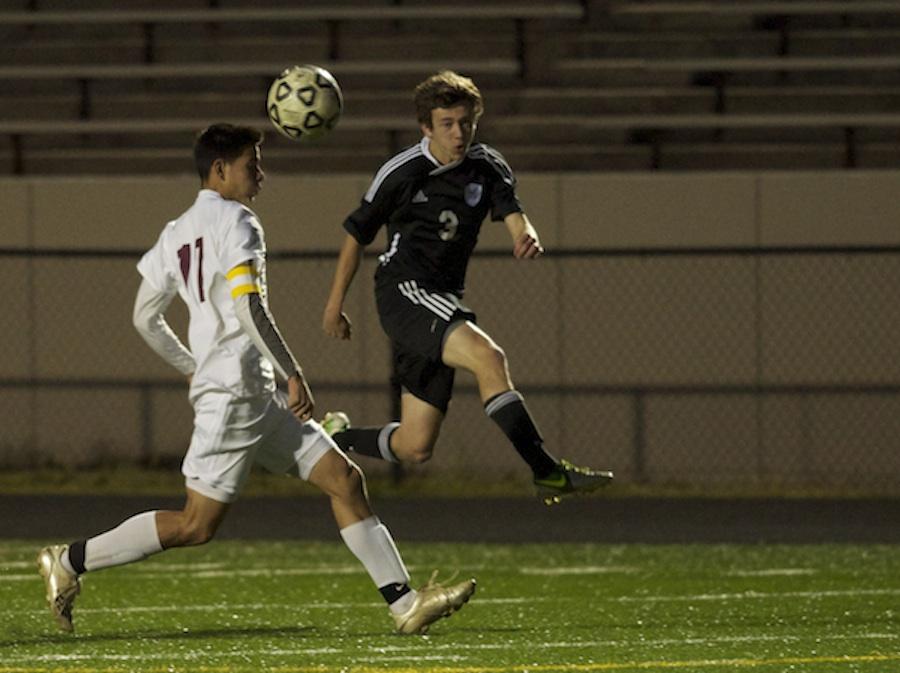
535, 459, 614, 505
37, 544, 81, 633
321, 411, 351, 437
392, 571, 477, 635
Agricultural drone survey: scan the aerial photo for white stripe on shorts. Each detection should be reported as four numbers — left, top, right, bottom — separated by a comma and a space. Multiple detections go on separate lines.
409, 280, 457, 314
398, 281, 453, 320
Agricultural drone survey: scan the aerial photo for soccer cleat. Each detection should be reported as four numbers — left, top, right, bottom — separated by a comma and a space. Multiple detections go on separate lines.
393, 571, 476, 635
535, 459, 614, 505
37, 544, 81, 633
321, 411, 351, 437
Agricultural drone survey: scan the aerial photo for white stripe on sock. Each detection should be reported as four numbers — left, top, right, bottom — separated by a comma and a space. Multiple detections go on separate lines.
378, 422, 401, 463
485, 390, 524, 417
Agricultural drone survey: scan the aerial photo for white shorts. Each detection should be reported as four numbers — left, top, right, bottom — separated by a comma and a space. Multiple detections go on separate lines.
182, 390, 334, 503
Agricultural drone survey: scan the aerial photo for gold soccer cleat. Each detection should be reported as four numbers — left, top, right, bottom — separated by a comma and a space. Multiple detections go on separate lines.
534, 459, 614, 506
393, 571, 476, 635
37, 544, 81, 633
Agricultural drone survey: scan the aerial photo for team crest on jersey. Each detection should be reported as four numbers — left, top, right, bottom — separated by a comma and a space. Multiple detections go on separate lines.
464, 182, 483, 207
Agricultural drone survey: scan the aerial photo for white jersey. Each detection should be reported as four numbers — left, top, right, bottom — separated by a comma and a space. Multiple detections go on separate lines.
137, 189, 276, 401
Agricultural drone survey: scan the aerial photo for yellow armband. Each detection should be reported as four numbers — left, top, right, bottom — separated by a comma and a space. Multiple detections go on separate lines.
226, 264, 260, 299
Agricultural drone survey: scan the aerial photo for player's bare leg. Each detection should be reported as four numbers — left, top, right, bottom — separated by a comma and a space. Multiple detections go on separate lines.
441, 320, 513, 401
305, 448, 373, 527
156, 489, 231, 548
388, 395, 444, 463
443, 321, 613, 504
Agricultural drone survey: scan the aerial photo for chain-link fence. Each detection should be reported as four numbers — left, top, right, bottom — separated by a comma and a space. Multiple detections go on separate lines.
4, 246, 900, 494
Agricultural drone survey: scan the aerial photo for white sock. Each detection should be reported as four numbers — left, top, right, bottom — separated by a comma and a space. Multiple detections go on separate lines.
390, 590, 416, 614
83, 511, 163, 572
59, 550, 77, 575
340, 515, 413, 613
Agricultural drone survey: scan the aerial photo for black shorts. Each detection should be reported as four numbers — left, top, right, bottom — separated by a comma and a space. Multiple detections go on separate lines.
375, 279, 477, 413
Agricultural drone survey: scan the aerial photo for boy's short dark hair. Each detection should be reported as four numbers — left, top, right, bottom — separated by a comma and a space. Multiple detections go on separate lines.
413, 71, 484, 127
193, 123, 263, 181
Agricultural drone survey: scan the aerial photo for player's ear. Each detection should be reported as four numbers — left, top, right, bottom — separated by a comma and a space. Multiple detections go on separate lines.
421, 123, 433, 139
211, 158, 227, 181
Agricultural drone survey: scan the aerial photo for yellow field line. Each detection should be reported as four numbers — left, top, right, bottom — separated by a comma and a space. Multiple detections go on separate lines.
1, 652, 899, 673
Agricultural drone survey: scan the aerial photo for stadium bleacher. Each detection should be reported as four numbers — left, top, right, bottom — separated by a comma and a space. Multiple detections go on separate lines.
0, 0, 899, 173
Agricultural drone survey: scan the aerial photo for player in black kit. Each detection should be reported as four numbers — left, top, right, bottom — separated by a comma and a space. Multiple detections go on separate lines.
322, 70, 611, 504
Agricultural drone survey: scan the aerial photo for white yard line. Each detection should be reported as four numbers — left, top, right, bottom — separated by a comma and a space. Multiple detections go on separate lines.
726, 568, 817, 577
610, 587, 900, 602
1, 632, 896, 664
519, 565, 639, 575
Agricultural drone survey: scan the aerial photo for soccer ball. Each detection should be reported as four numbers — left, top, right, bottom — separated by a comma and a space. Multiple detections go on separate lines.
266, 64, 343, 141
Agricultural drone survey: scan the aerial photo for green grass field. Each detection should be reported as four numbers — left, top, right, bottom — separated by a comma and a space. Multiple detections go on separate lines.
1, 541, 898, 673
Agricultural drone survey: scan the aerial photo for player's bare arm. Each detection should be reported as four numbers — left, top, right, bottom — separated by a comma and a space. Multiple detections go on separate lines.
505, 211, 544, 260
323, 233, 364, 340
287, 372, 314, 422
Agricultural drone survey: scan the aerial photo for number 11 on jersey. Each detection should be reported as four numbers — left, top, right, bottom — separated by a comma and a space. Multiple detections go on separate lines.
177, 237, 205, 302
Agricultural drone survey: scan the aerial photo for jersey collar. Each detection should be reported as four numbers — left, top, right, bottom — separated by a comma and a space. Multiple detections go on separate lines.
421, 137, 465, 176
198, 188, 221, 200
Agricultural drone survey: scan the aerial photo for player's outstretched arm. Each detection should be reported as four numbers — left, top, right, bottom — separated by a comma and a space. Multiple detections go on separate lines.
132, 277, 196, 375
323, 233, 364, 340
505, 212, 544, 260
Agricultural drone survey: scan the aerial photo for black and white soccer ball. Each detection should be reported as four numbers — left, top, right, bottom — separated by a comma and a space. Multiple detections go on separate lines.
266, 64, 343, 141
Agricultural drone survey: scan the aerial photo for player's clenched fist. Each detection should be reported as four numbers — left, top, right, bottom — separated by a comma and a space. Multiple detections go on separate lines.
323, 306, 353, 340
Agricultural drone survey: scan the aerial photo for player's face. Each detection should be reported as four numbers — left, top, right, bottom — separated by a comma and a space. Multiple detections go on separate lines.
220, 145, 265, 204
423, 104, 477, 165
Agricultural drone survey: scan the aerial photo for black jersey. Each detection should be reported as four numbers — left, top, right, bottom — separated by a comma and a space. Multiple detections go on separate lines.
343, 138, 522, 296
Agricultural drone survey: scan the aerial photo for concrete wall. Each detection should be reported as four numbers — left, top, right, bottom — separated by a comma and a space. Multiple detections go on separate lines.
3, 171, 900, 490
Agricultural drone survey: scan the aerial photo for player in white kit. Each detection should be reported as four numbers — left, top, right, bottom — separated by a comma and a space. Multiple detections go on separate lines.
36, 123, 474, 636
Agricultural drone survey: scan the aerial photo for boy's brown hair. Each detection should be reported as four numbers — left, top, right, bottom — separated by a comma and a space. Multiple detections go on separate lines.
413, 71, 484, 127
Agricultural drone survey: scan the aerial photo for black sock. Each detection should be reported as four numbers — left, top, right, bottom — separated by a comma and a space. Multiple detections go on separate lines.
379, 582, 412, 605
333, 428, 378, 457
333, 423, 399, 463
67, 540, 87, 575
485, 390, 559, 479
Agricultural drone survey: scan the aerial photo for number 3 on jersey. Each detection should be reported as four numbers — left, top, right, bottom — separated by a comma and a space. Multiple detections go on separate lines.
438, 209, 459, 241
177, 237, 205, 302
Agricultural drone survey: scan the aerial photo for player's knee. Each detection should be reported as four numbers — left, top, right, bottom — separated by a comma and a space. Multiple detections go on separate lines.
343, 460, 366, 497
474, 341, 507, 375
331, 458, 366, 501
404, 441, 435, 464
392, 425, 438, 464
